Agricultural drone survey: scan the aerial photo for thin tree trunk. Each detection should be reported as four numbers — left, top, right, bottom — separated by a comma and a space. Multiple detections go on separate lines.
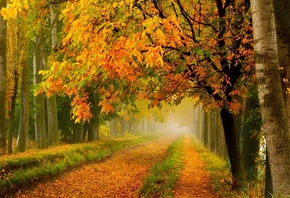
242, 93, 261, 181
7, 72, 18, 154
265, 148, 273, 198
33, 35, 47, 149
0, 0, 7, 155
110, 119, 117, 138
250, 0, 290, 195
17, 54, 29, 152
73, 123, 84, 143
204, 112, 210, 149
210, 112, 217, 153
47, 5, 59, 146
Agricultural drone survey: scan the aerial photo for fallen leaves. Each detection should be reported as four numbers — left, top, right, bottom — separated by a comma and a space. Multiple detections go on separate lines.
7, 134, 178, 198
174, 134, 219, 198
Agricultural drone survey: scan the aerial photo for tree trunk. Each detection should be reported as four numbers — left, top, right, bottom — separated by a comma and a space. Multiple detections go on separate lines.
265, 148, 273, 198
215, 112, 227, 159
73, 123, 84, 143
120, 119, 127, 136
17, 54, 29, 152
242, 92, 261, 181
250, 0, 290, 195
197, 105, 204, 142
273, 1, 290, 127
7, 72, 18, 154
33, 35, 47, 149
110, 119, 117, 138
86, 121, 100, 142
220, 108, 246, 190
210, 112, 217, 153
203, 112, 210, 150
47, 5, 59, 147
0, 0, 7, 155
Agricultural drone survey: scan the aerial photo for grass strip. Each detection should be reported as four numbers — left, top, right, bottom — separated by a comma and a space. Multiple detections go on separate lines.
0, 132, 161, 196
139, 134, 184, 198
191, 138, 243, 197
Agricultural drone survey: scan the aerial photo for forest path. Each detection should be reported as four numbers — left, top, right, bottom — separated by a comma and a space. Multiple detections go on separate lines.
7, 133, 179, 198
174, 133, 219, 198
6, 132, 221, 198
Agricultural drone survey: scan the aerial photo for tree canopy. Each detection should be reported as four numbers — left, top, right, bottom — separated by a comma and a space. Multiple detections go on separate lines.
10, 0, 253, 122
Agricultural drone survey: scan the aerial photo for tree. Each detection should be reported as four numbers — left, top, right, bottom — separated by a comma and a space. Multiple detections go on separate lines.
47, 4, 59, 146
36, 0, 254, 189
17, 25, 29, 152
0, 0, 7, 155
6, 17, 20, 154
273, 0, 290, 124
241, 88, 261, 182
250, 0, 290, 196
33, 34, 47, 149
84, 91, 102, 141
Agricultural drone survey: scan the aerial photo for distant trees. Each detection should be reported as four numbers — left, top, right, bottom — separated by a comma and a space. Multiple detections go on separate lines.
0, 1, 59, 151
47, 5, 59, 146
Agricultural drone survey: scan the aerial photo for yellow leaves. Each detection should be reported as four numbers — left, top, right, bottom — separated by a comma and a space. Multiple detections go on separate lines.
1, 0, 29, 19
155, 29, 166, 44
99, 100, 115, 115
1, 7, 17, 19
144, 46, 164, 68
71, 94, 92, 123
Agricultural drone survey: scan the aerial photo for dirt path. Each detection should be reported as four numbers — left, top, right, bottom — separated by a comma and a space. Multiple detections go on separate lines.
6, 133, 221, 198
174, 134, 220, 198
6, 134, 178, 198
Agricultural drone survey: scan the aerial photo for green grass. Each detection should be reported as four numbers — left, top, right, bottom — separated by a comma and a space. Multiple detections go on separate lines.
0, 132, 161, 196
139, 135, 184, 198
191, 138, 243, 197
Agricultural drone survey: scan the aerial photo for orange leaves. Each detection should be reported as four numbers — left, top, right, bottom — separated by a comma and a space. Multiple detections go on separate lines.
99, 100, 115, 115
71, 94, 92, 123
228, 99, 243, 115
36, 0, 256, 122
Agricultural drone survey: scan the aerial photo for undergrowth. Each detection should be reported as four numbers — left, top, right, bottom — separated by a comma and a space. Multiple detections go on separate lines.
139, 135, 184, 198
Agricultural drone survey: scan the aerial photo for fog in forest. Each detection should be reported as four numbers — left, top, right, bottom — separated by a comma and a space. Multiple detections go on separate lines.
152, 98, 196, 134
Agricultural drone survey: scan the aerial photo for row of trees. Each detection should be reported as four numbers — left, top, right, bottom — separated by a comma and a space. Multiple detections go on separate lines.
0, 0, 289, 196
0, 0, 171, 152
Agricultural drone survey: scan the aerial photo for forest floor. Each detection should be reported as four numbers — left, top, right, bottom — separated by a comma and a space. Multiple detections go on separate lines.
6, 132, 221, 198
174, 135, 219, 198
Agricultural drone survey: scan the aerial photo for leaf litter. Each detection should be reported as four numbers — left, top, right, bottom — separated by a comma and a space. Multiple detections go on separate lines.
6, 132, 222, 198
6, 134, 178, 198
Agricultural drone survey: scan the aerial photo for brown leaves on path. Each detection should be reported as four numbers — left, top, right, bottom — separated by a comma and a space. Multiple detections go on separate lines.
7, 134, 178, 198
174, 133, 220, 198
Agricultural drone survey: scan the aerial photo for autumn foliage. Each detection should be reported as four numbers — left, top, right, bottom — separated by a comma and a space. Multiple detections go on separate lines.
0, 0, 252, 122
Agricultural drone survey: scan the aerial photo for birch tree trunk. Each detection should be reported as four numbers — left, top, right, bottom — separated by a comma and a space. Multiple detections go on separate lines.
110, 119, 117, 138
0, 0, 7, 155
47, 5, 59, 146
33, 35, 47, 149
250, 0, 290, 196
